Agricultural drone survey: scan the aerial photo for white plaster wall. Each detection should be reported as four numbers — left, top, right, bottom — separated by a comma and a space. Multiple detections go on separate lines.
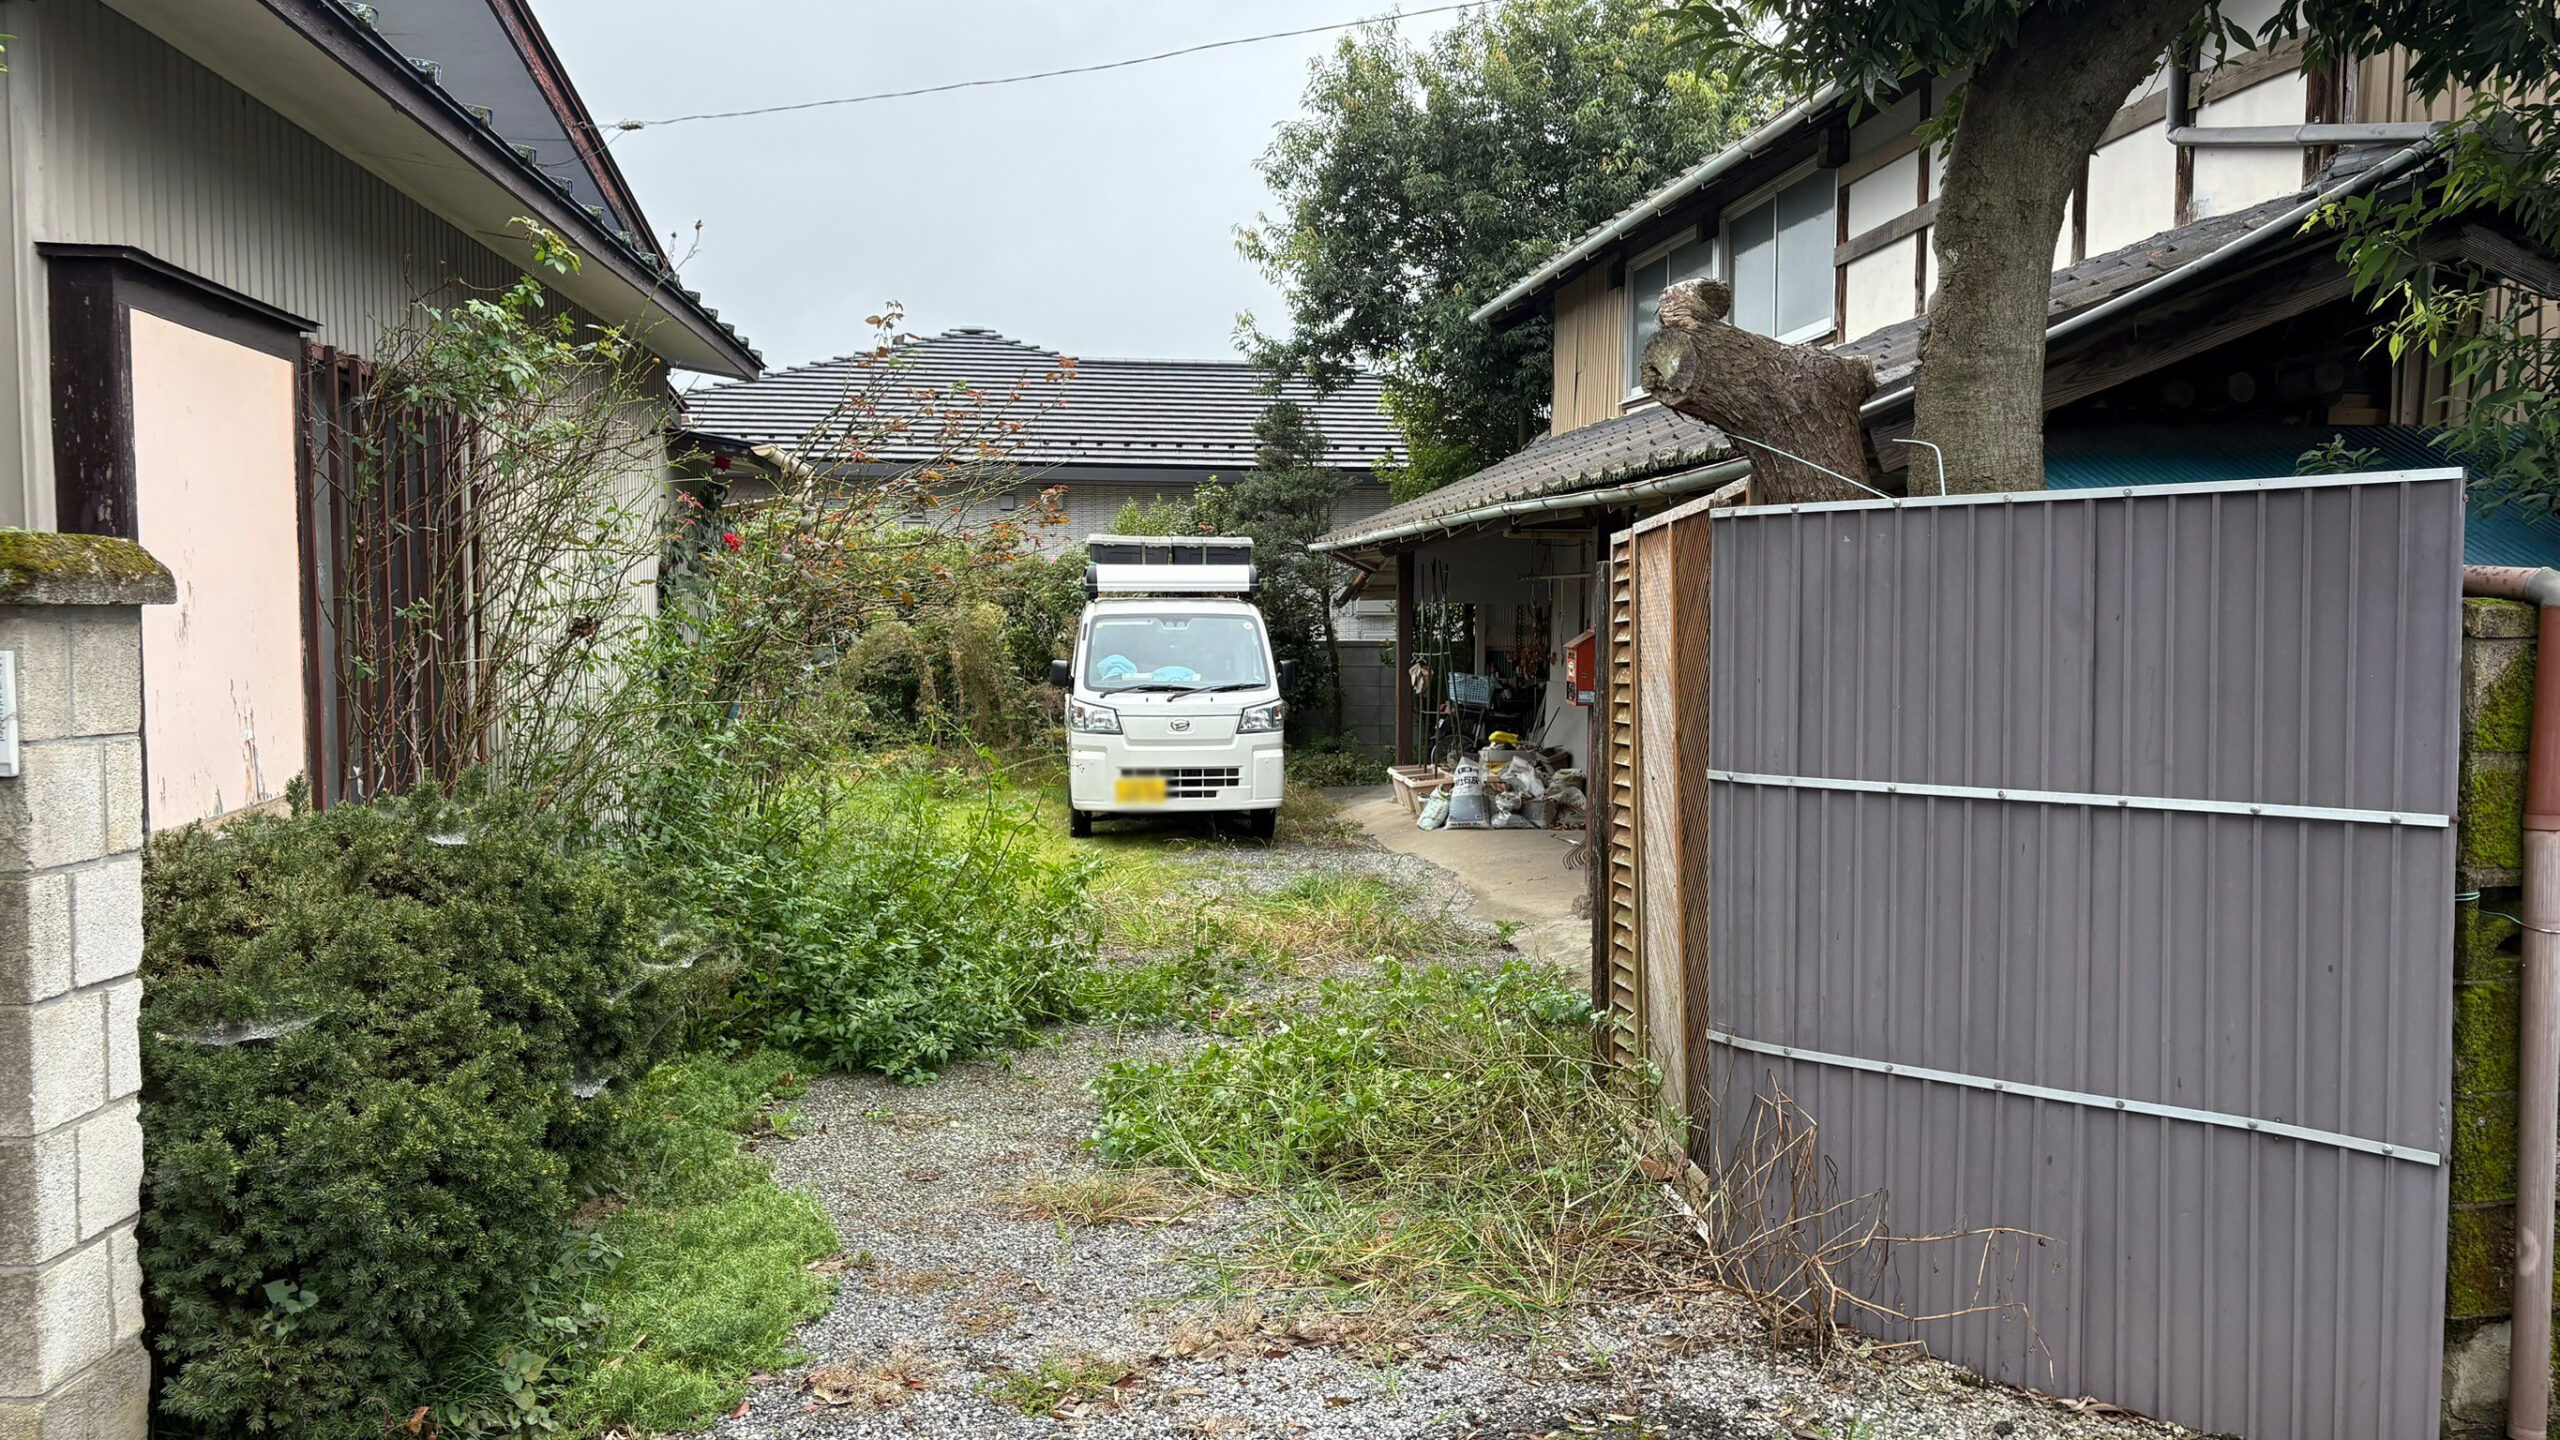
2086, 120, 2179, 256
2191, 72, 2310, 217
1844, 234, 1921, 342
1847, 151, 1921, 234
127, 310, 305, 827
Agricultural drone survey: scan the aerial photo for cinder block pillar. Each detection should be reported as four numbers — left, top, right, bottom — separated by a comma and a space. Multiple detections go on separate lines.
0, 534, 173, 1440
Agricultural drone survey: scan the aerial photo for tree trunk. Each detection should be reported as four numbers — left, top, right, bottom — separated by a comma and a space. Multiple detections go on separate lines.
1641, 279, 1880, 503
1917, 0, 2205, 491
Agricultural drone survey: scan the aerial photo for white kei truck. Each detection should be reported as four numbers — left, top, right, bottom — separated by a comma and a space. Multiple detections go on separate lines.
1047, 536, 1291, 839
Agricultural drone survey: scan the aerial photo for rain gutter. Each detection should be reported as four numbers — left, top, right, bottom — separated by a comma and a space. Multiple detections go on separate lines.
1470, 88, 1845, 328
1307, 457, 1752, 556
2464, 564, 2560, 1440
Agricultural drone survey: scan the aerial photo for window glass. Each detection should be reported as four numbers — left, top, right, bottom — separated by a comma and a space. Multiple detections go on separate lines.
1776, 173, 1837, 337
1627, 236, 1714, 383
1727, 203, 1777, 336
1726, 171, 1838, 341
1083, 614, 1270, 693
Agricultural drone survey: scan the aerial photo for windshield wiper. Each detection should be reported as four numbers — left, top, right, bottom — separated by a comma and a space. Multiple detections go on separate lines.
1113, 682, 1198, 692
1167, 681, 1266, 698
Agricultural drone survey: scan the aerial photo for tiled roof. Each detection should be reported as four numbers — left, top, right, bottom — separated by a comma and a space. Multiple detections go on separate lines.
1322, 151, 2410, 553
679, 328, 1402, 475
1313, 406, 1732, 552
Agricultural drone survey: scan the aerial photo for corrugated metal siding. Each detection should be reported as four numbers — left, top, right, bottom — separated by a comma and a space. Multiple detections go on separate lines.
1705, 472, 2461, 1439
25, 0, 517, 355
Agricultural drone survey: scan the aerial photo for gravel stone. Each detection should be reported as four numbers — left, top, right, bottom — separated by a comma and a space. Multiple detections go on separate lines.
689, 835, 2188, 1440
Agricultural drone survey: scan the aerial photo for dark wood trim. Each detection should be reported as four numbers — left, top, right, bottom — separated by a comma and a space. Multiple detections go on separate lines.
1835, 126, 1926, 188
2195, 33, 2310, 108
1836, 202, 1936, 269
1833, 178, 1851, 343
2459, 225, 2560, 301
47, 248, 315, 540
2039, 258, 2369, 411
38, 244, 313, 346
2100, 91, 2169, 148
1393, 550, 1416, 766
47, 262, 135, 538
1915, 139, 1933, 314
293, 342, 329, 809
1818, 118, 1853, 170
2072, 162, 2091, 266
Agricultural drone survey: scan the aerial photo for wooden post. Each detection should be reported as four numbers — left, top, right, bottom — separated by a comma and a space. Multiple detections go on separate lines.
1393, 549, 1416, 765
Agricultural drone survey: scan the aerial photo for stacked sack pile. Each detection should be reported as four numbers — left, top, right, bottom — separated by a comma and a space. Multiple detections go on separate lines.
1416, 732, 1589, 831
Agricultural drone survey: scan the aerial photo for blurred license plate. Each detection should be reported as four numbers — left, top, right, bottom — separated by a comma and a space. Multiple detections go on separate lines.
1115, 776, 1167, 805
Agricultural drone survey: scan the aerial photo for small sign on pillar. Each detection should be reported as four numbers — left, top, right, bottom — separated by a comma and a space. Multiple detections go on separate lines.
0, 649, 17, 778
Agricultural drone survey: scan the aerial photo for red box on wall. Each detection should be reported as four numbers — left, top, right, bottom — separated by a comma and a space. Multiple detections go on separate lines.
1565, 628, 1596, 705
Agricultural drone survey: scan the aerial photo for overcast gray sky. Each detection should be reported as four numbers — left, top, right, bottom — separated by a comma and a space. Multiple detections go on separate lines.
536, 1, 1466, 377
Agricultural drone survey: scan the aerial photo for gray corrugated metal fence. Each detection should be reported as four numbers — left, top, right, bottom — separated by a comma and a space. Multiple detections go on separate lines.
1703, 471, 2462, 1439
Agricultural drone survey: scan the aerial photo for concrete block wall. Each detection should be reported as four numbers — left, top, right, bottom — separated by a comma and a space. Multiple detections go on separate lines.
0, 532, 172, 1440
2446, 596, 2557, 1436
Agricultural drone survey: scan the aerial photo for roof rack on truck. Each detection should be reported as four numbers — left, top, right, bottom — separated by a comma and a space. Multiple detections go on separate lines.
1084, 534, 1256, 598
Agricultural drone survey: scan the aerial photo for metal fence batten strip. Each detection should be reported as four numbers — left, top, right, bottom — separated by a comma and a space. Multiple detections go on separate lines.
1704, 768, 2450, 829
1706, 1029, 2440, 1165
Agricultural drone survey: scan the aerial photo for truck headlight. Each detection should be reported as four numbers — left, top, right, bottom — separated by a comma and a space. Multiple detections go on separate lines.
1068, 698, 1121, 733
1238, 699, 1286, 734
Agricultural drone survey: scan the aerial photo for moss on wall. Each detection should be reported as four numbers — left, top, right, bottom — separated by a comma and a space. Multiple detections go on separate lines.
2449, 1204, 2519, 1320
2461, 902, 2525, 983
2475, 640, 2540, 754
2464, 755, 2529, 873
0, 528, 174, 606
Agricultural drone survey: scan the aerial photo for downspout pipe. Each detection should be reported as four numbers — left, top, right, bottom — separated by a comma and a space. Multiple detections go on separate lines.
2466, 563, 2560, 1440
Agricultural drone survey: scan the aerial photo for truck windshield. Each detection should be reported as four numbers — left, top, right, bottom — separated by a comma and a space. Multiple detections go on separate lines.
1084, 614, 1270, 693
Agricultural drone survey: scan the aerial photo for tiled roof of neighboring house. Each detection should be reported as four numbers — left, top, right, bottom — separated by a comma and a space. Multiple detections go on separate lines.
681, 328, 1403, 476
1319, 145, 2430, 554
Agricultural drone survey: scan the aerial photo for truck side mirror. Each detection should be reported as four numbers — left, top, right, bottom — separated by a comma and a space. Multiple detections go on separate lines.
1048, 660, 1072, 689
1278, 659, 1298, 690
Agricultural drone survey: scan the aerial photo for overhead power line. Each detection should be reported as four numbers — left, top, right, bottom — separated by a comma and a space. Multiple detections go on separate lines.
611, 2, 1479, 132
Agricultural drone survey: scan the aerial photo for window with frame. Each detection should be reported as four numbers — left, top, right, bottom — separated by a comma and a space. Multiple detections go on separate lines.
1626, 230, 1715, 395
1725, 170, 1838, 344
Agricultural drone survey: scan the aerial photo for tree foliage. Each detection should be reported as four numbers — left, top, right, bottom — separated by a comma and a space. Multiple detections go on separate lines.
1241, 0, 1777, 494
1665, 0, 2554, 493
1110, 401, 1352, 739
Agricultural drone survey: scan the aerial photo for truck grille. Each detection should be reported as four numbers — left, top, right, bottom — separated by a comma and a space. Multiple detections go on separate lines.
1124, 766, 1241, 799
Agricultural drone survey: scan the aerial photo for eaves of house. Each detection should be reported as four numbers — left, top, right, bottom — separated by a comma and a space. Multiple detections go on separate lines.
1313, 138, 2469, 562
98, 0, 762, 378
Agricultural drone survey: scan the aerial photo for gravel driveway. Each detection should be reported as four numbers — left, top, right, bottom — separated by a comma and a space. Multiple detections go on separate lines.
689, 837, 2185, 1440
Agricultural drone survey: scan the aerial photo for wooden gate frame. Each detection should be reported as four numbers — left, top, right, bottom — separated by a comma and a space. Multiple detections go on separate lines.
1596, 490, 1722, 1130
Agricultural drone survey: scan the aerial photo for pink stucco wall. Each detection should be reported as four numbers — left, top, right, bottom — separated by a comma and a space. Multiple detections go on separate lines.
128, 309, 306, 826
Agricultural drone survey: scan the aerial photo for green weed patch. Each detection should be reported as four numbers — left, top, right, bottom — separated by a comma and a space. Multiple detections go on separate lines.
1093, 961, 1675, 1317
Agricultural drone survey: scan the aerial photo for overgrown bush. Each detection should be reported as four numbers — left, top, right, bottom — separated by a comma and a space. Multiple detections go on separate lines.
1290, 735, 1389, 787
138, 786, 688, 1438
659, 767, 1101, 1082
1093, 961, 1672, 1313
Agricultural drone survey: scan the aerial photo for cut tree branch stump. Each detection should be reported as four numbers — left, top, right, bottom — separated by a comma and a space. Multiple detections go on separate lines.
1639, 280, 1879, 505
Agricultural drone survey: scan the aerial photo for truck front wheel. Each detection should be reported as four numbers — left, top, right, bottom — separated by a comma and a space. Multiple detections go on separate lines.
1245, 809, 1277, 841
1069, 809, 1093, 838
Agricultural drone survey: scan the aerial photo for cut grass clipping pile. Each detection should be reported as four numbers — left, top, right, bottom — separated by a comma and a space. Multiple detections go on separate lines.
1094, 961, 1677, 1315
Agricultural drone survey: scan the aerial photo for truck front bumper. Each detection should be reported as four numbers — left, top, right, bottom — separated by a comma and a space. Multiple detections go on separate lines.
1069, 735, 1285, 813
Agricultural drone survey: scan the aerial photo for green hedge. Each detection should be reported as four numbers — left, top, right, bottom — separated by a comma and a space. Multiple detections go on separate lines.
139, 788, 683, 1439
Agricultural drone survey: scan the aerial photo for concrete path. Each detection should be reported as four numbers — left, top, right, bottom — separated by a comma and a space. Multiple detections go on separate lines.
1327, 786, 1592, 971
